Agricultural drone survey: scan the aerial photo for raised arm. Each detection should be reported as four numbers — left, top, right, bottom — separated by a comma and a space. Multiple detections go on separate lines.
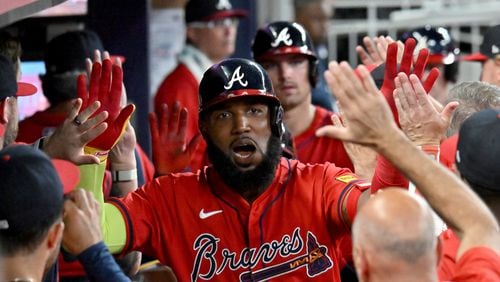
318, 62, 500, 258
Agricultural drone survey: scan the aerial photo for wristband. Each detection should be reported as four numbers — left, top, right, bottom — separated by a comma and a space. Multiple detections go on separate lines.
418, 144, 440, 162
111, 169, 137, 182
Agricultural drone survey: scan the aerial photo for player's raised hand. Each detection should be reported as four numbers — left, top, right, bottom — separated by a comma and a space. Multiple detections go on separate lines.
317, 62, 399, 147
77, 59, 135, 162
43, 98, 108, 165
380, 38, 440, 127
356, 35, 404, 66
149, 102, 201, 175
331, 107, 377, 180
394, 73, 458, 146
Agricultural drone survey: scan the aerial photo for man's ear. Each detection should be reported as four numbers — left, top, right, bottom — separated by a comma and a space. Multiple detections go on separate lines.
46, 221, 64, 251
0, 98, 8, 124
186, 27, 199, 45
353, 246, 370, 281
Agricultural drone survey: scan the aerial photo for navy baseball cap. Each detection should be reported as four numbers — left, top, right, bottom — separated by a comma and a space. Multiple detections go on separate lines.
456, 109, 500, 195
0, 55, 37, 100
185, 0, 247, 24
44, 30, 125, 75
461, 25, 500, 62
0, 146, 80, 233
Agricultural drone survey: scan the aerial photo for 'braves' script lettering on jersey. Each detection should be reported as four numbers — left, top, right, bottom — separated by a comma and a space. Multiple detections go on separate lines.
216, 0, 232, 10
271, 28, 293, 47
224, 66, 248, 89
190, 228, 333, 281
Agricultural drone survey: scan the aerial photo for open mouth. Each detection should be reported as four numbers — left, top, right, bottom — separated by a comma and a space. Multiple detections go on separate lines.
233, 143, 256, 159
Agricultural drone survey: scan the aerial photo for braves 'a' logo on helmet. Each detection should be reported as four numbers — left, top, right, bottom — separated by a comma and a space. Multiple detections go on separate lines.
216, 0, 232, 10
224, 66, 248, 89
270, 27, 293, 47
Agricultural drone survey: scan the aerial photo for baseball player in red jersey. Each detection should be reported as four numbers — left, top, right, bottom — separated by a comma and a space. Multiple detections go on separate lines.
318, 60, 500, 282
154, 0, 247, 172
251, 21, 354, 171
83, 58, 377, 281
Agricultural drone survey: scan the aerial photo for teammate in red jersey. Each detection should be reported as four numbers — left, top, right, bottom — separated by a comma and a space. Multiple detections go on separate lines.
85, 58, 376, 281
154, 0, 247, 171
251, 21, 358, 173
317, 59, 500, 282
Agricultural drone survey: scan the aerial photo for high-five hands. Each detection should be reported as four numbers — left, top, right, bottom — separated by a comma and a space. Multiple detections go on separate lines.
77, 59, 135, 162
149, 102, 201, 175
317, 62, 398, 147
394, 73, 458, 146
380, 38, 440, 127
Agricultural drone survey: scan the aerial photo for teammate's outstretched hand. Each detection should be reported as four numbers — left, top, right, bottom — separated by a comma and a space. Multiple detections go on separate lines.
356, 35, 404, 66
78, 59, 135, 162
149, 102, 201, 175
394, 73, 458, 146
380, 38, 440, 127
316, 62, 400, 147
43, 98, 108, 165
62, 189, 102, 255
331, 106, 377, 179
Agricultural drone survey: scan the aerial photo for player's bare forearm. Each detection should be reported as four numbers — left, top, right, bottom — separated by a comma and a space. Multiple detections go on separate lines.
375, 131, 500, 257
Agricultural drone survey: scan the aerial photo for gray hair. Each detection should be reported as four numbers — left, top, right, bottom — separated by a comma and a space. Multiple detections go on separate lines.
447, 81, 500, 136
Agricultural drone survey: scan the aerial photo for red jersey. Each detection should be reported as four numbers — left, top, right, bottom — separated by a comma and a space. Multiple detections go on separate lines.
109, 158, 370, 281
17, 110, 66, 143
449, 246, 500, 281
154, 63, 208, 172
294, 106, 354, 171
438, 229, 461, 280
154, 63, 200, 142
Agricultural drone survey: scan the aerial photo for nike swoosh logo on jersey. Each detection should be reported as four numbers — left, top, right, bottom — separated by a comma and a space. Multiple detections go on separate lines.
199, 209, 223, 219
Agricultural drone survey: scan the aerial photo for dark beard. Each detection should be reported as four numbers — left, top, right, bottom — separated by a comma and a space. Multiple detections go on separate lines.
206, 135, 282, 195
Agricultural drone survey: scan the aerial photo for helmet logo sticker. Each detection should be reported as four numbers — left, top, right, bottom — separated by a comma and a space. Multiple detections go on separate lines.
224, 66, 248, 89
271, 27, 293, 47
414, 35, 430, 55
216, 0, 232, 10
492, 44, 499, 55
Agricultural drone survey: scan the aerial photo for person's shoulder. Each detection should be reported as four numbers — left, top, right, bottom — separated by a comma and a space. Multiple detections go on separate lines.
157, 169, 204, 183
291, 159, 347, 174
290, 159, 368, 187
451, 246, 500, 281
313, 106, 335, 123
163, 63, 197, 84
155, 63, 198, 102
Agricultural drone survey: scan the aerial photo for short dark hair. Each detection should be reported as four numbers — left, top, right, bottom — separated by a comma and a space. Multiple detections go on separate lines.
0, 212, 61, 256
41, 71, 80, 105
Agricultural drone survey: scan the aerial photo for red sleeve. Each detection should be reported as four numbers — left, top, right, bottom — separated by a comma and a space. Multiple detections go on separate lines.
438, 229, 460, 280
324, 167, 371, 231
450, 247, 500, 281
370, 155, 409, 193
154, 64, 200, 141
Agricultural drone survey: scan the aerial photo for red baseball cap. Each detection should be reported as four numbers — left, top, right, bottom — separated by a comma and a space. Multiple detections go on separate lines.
461, 25, 500, 62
